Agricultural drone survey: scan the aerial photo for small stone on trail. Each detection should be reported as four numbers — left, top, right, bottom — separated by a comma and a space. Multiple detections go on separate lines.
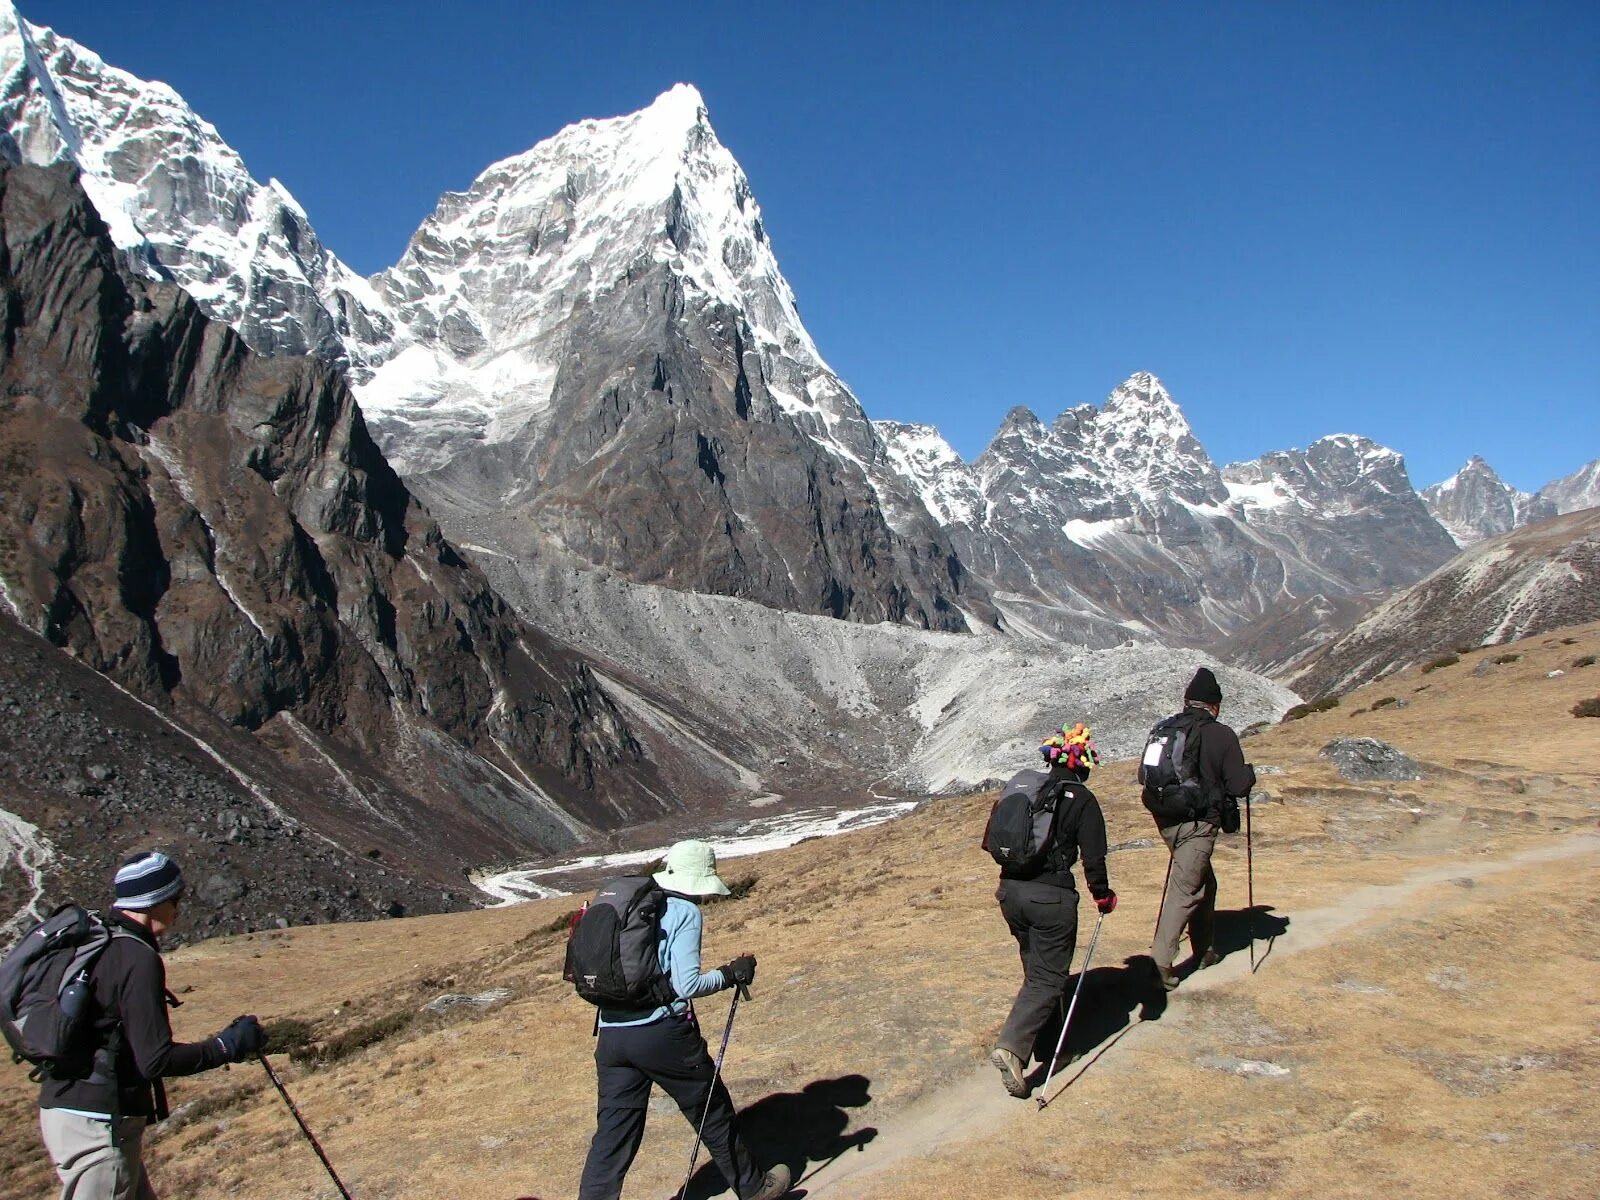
1334, 979, 1390, 995
1195, 1055, 1291, 1078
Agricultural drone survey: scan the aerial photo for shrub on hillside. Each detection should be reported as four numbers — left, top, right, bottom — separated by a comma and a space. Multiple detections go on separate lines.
1574, 698, 1600, 718
291, 1010, 414, 1067
1573, 655, 1596, 669
1367, 696, 1398, 711
1493, 653, 1521, 664
262, 1017, 317, 1056
1421, 654, 1460, 674
1282, 696, 1340, 721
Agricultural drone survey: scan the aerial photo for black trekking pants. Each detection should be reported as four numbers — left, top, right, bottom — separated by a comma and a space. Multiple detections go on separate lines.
577, 1011, 763, 1200
995, 877, 1080, 1064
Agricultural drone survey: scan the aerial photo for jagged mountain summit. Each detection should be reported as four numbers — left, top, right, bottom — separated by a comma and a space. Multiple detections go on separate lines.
1535, 457, 1600, 516
0, 2, 394, 365
1422, 455, 1557, 546
876, 373, 1461, 647
0, 5, 981, 630
353, 83, 984, 630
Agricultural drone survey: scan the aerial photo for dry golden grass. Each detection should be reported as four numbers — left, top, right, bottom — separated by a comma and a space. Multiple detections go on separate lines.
2, 623, 1596, 1199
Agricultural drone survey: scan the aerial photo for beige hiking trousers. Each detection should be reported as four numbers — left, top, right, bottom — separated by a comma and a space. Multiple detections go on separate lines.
38, 1109, 157, 1200
1152, 818, 1219, 971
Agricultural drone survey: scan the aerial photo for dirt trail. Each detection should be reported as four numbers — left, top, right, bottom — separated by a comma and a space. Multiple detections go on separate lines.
802, 831, 1600, 1198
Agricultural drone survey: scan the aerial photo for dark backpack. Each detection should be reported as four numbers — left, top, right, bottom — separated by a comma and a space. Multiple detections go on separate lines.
982, 769, 1068, 872
1, 905, 117, 1078
562, 877, 677, 1009
1138, 709, 1212, 824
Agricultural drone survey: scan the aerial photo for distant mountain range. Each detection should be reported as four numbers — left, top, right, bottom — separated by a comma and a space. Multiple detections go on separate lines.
3, 5, 1593, 655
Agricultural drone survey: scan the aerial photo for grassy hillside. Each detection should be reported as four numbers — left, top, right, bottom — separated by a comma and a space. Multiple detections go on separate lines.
3, 623, 1597, 1200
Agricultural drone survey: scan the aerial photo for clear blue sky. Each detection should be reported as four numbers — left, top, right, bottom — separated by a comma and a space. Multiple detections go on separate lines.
32, 1, 1599, 492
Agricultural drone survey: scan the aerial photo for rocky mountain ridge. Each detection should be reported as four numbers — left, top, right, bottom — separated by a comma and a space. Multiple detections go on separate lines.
0, 161, 705, 910
876, 374, 1462, 647
1287, 507, 1600, 698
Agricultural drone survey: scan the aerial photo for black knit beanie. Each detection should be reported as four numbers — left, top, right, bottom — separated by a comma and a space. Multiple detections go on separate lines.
1184, 667, 1223, 706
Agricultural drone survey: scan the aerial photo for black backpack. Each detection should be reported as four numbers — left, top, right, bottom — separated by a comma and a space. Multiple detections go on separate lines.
563, 877, 678, 1009
982, 769, 1068, 872
1137, 709, 1213, 824
1, 905, 119, 1078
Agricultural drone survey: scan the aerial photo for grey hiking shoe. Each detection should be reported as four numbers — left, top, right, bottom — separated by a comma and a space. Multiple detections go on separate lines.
990, 1046, 1031, 1097
749, 1164, 792, 1200
1197, 947, 1221, 970
1154, 962, 1180, 991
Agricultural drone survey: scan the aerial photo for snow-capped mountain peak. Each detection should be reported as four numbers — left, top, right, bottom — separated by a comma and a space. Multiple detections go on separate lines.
0, 3, 393, 364
1422, 454, 1555, 546
356, 82, 828, 473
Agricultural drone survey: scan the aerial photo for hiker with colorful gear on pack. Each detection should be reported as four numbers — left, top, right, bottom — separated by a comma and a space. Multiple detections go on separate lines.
29, 851, 266, 1200
987, 723, 1116, 1099
576, 840, 792, 1200
1144, 667, 1256, 991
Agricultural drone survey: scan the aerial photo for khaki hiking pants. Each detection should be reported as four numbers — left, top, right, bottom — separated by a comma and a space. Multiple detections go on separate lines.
38, 1109, 157, 1200
1152, 818, 1219, 971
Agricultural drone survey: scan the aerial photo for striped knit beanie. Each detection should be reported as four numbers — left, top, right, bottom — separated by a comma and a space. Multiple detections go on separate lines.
113, 851, 185, 910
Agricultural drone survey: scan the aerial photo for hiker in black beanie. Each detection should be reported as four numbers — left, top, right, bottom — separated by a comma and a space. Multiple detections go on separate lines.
1146, 668, 1255, 990
32, 851, 266, 1200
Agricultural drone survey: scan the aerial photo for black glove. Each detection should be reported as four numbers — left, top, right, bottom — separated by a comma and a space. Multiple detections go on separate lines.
719, 955, 756, 988
214, 1014, 266, 1062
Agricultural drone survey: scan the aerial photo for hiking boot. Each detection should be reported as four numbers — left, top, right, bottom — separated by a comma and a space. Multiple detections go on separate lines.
1154, 962, 1180, 991
1197, 947, 1221, 970
748, 1164, 792, 1200
990, 1046, 1031, 1097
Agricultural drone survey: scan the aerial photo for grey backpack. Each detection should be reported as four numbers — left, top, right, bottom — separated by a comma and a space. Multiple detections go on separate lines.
1, 905, 116, 1077
563, 877, 677, 1009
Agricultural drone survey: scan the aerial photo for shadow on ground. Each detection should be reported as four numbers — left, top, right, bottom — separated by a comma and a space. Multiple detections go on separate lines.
684, 1074, 877, 1198
1020, 906, 1293, 1094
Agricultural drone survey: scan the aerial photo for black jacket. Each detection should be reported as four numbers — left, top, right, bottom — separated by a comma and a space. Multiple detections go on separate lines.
998, 770, 1112, 899
1189, 705, 1256, 819
38, 910, 225, 1118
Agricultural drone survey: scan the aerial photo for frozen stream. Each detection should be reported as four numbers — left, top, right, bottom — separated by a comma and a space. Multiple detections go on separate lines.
472, 799, 918, 904
0, 805, 54, 943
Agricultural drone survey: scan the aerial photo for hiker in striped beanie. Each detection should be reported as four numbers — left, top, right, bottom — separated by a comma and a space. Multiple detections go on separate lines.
32, 851, 267, 1200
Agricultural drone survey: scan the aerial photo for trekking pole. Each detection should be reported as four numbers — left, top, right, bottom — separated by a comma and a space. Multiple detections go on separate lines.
258, 1055, 354, 1200
1245, 795, 1257, 973
678, 982, 750, 1200
1035, 908, 1107, 1110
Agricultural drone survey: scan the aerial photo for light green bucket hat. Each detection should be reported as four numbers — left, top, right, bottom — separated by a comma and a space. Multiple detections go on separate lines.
654, 840, 731, 897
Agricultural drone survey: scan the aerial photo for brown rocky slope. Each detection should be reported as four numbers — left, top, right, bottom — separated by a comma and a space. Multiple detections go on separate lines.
2, 622, 1592, 1199
0, 162, 713, 910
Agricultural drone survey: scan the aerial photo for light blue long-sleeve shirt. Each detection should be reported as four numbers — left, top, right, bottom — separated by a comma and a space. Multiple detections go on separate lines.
598, 895, 728, 1028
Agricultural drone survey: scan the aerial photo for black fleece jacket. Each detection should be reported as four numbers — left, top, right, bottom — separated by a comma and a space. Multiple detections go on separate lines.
38, 910, 226, 1118
1189, 705, 1257, 815
998, 771, 1112, 899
